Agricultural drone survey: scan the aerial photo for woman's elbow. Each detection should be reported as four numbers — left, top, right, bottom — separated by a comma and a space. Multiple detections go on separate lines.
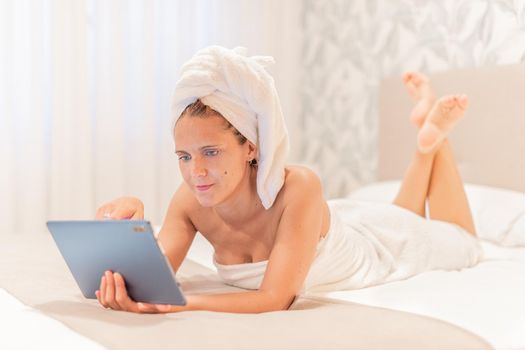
268, 293, 297, 311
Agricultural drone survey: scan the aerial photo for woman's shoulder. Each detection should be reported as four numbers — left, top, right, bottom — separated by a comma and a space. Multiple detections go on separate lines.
282, 165, 323, 196
172, 182, 203, 213
285, 164, 321, 182
273, 165, 327, 221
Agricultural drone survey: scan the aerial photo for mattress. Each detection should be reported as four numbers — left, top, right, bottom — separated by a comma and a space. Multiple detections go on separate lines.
0, 229, 492, 350
0, 288, 103, 350
2, 182, 522, 349
316, 241, 525, 350
315, 181, 525, 350
183, 181, 525, 350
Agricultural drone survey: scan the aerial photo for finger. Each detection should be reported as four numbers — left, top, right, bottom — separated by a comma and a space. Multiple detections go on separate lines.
104, 271, 120, 310
95, 290, 102, 306
137, 302, 172, 314
96, 204, 115, 220
130, 208, 144, 220
95, 207, 107, 220
110, 207, 135, 220
99, 275, 107, 307
114, 273, 138, 312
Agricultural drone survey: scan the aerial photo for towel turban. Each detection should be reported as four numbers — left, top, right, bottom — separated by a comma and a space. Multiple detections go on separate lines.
171, 46, 290, 209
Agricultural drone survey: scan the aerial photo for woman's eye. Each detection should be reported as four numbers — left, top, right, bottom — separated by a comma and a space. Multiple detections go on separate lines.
178, 155, 191, 161
204, 149, 219, 156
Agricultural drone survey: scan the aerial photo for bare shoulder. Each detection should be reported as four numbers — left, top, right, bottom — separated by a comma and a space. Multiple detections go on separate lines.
274, 165, 325, 209
172, 182, 199, 210
282, 165, 323, 195
163, 182, 202, 229
157, 182, 201, 272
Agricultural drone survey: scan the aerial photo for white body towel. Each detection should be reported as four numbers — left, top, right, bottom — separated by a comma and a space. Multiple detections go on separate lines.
213, 199, 483, 293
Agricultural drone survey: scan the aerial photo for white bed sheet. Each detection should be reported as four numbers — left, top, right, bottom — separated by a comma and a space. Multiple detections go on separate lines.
308, 181, 525, 350
0, 288, 103, 350
183, 181, 525, 350
311, 242, 525, 350
187, 235, 525, 350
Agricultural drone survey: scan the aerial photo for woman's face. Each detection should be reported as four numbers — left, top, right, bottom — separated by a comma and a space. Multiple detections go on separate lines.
174, 114, 255, 207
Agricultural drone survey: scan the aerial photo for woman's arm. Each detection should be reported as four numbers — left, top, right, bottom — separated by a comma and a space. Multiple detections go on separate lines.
166, 290, 289, 313
96, 183, 199, 311
256, 167, 325, 307
192, 290, 288, 312
166, 168, 325, 313
157, 183, 198, 273
96, 271, 286, 314
97, 168, 325, 314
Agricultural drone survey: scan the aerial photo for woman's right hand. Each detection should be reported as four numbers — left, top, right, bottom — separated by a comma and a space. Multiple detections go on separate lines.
95, 197, 144, 220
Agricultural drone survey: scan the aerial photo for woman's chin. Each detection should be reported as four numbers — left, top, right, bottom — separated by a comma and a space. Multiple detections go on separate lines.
195, 195, 217, 207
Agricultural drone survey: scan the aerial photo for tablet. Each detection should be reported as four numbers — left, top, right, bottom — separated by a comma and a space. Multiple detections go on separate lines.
46, 220, 186, 305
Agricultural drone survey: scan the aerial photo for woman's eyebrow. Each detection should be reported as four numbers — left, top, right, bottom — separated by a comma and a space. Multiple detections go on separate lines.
175, 144, 222, 153
200, 144, 222, 149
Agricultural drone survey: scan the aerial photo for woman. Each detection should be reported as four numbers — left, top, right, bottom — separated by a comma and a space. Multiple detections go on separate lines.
95, 46, 480, 314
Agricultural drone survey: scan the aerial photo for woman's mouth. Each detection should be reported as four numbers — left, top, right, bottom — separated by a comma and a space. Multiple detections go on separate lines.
195, 184, 213, 192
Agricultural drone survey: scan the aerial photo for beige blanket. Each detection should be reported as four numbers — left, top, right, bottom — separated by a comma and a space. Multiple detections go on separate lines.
0, 233, 493, 350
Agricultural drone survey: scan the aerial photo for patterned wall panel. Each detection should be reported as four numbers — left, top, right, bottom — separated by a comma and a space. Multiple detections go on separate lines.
300, 0, 525, 198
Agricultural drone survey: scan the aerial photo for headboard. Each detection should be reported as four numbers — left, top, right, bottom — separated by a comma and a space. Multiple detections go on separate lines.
378, 63, 525, 192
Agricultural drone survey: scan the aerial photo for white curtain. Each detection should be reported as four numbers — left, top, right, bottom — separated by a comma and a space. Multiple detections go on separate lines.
0, 0, 302, 235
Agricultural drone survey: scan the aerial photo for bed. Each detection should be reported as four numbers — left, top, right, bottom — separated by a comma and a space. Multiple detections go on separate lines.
2, 63, 525, 349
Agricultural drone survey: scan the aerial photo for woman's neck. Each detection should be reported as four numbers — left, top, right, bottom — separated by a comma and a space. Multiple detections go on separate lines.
213, 166, 263, 229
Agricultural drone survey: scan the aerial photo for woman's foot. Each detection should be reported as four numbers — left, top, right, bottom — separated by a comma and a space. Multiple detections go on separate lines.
417, 95, 468, 154
402, 72, 436, 128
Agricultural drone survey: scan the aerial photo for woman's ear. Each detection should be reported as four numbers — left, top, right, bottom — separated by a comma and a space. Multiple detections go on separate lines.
247, 141, 257, 161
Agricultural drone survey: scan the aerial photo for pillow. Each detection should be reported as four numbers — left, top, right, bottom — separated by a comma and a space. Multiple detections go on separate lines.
347, 181, 525, 247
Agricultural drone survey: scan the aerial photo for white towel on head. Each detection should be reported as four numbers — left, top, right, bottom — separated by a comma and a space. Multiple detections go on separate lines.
171, 46, 290, 209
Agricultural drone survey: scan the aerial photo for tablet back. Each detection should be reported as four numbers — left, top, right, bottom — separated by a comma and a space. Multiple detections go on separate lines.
46, 220, 186, 305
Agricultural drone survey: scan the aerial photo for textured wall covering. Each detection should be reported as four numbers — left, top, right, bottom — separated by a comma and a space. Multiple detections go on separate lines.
300, 0, 525, 198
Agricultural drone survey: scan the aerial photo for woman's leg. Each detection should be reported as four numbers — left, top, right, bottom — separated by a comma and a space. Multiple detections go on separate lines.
393, 72, 436, 217
393, 73, 476, 235
427, 140, 476, 235
417, 88, 476, 235
393, 150, 435, 217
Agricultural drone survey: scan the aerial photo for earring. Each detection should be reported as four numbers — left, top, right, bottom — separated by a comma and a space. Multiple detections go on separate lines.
248, 158, 257, 167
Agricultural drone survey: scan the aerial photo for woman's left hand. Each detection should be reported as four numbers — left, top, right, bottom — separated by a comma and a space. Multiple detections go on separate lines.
95, 270, 173, 313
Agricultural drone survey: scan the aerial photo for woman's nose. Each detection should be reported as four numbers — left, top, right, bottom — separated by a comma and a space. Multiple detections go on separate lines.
191, 161, 207, 177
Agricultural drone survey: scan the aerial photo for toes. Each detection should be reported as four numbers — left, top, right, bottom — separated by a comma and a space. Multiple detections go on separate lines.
402, 71, 428, 86
456, 94, 469, 109
410, 74, 422, 86
402, 71, 434, 104
402, 72, 413, 83
440, 95, 456, 109
417, 93, 468, 153
437, 94, 469, 114
403, 72, 420, 89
